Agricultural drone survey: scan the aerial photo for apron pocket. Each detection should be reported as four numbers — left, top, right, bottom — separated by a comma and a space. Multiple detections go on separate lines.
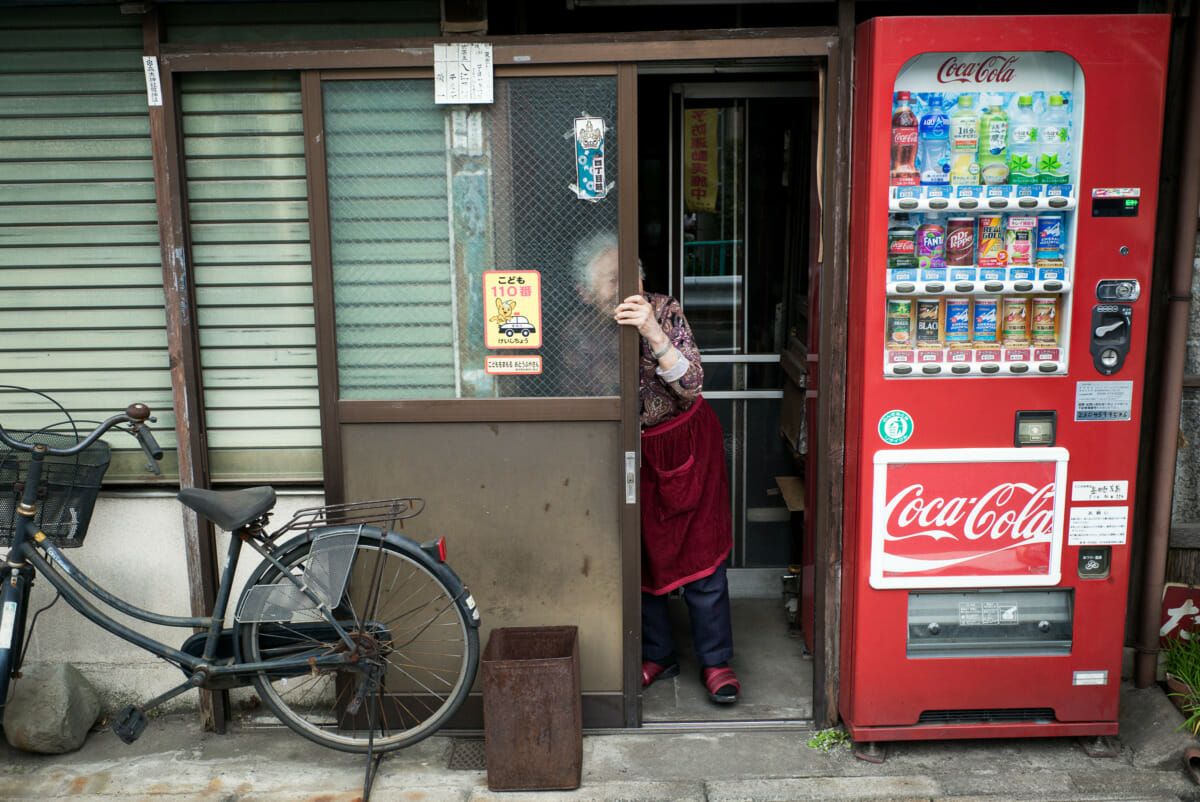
653, 454, 702, 520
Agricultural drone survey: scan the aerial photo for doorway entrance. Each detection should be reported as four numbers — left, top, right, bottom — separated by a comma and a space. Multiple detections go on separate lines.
637, 68, 819, 723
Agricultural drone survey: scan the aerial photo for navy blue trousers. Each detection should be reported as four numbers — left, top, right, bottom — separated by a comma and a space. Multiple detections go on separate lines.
642, 562, 733, 668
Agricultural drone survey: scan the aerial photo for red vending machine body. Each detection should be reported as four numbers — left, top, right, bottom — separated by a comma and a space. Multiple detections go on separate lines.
842, 15, 1170, 742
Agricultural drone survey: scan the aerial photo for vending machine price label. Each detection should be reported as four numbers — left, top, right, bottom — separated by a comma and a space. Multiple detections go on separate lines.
1074, 381, 1133, 422
1071, 480, 1128, 502
1067, 506, 1129, 546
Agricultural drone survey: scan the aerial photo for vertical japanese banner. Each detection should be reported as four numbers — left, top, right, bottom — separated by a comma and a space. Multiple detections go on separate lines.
483, 270, 542, 350
685, 108, 718, 213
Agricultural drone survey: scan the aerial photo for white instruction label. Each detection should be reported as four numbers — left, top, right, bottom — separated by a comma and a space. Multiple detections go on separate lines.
0, 601, 16, 649
1074, 381, 1133, 422
142, 56, 162, 107
1071, 480, 1128, 502
1068, 506, 1129, 546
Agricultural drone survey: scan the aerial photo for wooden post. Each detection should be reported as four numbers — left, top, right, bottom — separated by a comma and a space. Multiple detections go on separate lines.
812, 0, 855, 728
141, 8, 226, 732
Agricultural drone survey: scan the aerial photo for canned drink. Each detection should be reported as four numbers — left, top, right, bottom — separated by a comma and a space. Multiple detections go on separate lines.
1005, 216, 1037, 268
944, 296, 971, 345
973, 296, 999, 344
1002, 296, 1029, 346
886, 298, 914, 349
1037, 214, 1063, 259
1030, 296, 1059, 345
977, 215, 1006, 268
945, 217, 976, 267
915, 297, 942, 348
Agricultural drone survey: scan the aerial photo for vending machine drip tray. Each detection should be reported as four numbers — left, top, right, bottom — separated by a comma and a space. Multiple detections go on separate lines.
907, 589, 1073, 658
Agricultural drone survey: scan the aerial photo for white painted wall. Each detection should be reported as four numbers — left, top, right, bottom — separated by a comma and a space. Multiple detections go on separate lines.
13, 489, 324, 714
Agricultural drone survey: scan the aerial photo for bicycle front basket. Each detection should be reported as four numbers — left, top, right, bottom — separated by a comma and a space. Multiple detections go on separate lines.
0, 430, 111, 548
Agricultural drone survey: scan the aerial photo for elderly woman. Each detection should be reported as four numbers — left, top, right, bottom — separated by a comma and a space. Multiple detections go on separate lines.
569, 233, 740, 704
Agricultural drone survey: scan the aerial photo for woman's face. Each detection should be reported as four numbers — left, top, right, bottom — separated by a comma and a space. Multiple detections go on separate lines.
583, 248, 620, 315
580, 248, 641, 316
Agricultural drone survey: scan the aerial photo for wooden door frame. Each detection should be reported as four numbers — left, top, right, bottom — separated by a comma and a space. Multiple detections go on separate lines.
155, 23, 852, 729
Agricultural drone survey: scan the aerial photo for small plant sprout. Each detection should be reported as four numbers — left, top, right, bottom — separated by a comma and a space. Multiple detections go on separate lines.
806, 727, 852, 753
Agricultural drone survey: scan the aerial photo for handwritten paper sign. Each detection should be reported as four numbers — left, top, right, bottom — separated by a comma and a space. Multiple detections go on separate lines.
434, 43, 493, 105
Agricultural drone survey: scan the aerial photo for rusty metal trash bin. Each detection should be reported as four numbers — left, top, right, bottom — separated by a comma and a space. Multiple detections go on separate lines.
481, 625, 582, 791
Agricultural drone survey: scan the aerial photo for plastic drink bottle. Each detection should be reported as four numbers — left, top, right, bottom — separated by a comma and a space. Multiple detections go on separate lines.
1038, 94, 1071, 184
890, 91, 920, 186
1007, 94, 1039, 184
948, 94, 980, 185
917, 95, 950, 185
977, 95, 1010, 185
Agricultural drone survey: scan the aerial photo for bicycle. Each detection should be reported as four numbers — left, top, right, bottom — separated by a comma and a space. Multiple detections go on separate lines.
0, 392, 481, 772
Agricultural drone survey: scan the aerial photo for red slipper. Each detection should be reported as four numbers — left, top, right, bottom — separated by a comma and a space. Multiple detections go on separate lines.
702, 665, 740, 704
641, 659, 680, 688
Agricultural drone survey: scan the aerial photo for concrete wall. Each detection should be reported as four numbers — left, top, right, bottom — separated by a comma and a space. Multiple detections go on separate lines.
1172, 225, 1200, 526
15, 490, 323, 714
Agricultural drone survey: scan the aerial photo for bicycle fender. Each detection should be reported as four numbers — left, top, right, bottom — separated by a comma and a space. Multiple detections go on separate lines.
248, 525, 481, 629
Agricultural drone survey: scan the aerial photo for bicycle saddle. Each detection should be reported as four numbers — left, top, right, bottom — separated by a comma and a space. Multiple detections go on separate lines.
177, 486, 276, 531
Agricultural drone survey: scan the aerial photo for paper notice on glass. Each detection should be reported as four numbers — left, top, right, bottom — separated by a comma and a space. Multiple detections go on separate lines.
434, 43, 493, 105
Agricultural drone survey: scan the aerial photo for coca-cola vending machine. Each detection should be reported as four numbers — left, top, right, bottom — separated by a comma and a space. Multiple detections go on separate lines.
842, 15, 1170, 746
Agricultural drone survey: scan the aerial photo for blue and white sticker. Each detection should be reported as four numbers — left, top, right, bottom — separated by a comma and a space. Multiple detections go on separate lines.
574, 116, 608, 201
878, 410, 914, 445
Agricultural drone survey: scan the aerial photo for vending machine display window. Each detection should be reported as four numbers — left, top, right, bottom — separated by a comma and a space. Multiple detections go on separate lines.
885, 53, 1084, 378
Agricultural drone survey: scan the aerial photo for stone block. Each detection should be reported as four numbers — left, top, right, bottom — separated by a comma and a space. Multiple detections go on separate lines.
3, 662, 100, 754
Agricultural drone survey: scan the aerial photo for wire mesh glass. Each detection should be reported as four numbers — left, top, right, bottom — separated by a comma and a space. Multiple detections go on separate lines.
324, 75, 619, 400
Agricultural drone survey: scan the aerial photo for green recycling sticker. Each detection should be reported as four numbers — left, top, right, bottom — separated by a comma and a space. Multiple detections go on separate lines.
878, 410, 914, 445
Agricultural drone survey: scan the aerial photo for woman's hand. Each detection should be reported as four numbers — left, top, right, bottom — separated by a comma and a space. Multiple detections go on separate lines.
615, 294, 666, 346
615, 294, 678, 369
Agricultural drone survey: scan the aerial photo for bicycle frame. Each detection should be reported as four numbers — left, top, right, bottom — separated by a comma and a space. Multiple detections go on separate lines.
5, 459, 359, 689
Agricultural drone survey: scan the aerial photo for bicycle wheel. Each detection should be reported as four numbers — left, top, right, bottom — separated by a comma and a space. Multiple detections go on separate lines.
238, 531, 479, 753
0, 568, 31, 717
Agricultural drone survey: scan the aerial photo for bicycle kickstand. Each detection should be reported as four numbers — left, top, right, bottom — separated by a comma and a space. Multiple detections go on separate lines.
113, 677, 198, 744
356, 662, 386, 802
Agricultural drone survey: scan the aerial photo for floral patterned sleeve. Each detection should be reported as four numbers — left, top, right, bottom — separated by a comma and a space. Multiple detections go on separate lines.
640, 294, 703, 426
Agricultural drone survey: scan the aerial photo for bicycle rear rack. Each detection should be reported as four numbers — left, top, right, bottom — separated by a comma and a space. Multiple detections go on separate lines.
268, 497, 425, 541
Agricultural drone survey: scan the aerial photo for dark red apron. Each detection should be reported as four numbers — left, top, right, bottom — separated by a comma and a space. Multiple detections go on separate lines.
640, 396, 732, 595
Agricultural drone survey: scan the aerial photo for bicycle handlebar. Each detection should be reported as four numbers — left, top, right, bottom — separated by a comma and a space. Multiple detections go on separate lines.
0, 403, 163, 469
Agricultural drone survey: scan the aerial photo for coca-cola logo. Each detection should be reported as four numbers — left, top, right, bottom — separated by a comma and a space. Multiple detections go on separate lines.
884, 482, 1055, 543
937, 55, 1019, 85
872, 456, 1065, 585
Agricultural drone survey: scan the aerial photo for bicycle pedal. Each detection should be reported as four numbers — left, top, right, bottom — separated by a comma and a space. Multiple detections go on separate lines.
113, 705, 148, 744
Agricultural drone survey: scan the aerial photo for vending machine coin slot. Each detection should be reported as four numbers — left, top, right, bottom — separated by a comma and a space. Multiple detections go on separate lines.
1077, 546, 1111, 579
1090, 304, 1133, 375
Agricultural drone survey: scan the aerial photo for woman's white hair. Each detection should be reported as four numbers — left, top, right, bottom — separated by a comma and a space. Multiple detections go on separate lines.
570, 231, 643, 286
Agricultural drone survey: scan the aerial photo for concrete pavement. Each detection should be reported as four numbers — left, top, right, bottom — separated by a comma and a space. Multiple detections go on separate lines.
3, 681, 1200, 801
